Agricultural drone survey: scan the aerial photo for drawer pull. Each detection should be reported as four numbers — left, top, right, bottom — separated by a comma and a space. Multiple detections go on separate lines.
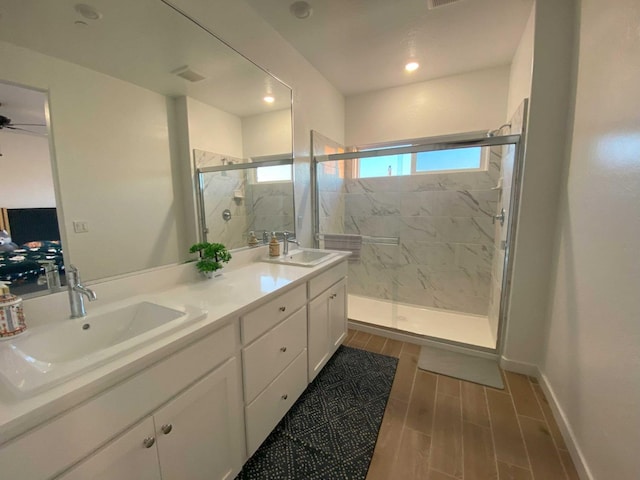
142, 437, 156, 448
280, 346, 287, 352
279, 306, 286, 312
160, 424, 173, 435
330, 293, 337, 299
282, 394, 288, 400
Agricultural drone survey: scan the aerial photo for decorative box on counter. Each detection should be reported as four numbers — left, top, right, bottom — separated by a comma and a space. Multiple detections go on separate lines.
0, 293, 27, 338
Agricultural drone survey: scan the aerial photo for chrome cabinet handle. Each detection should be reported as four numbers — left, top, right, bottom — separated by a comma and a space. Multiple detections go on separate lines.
282, 394, 288, 400
493, 208, 505, 226
160, 424, 173, 435
279, 306, 286, 312
280, 346, 287, 352
142, 437, 156, 448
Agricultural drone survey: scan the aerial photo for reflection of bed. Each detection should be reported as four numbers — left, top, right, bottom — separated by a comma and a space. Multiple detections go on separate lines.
0, 241, 65, 284
0, 208, 65, 294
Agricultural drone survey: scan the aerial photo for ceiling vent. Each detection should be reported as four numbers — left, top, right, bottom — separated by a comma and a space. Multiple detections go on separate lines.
427, 0, 463, 9
171, 66, 206, 83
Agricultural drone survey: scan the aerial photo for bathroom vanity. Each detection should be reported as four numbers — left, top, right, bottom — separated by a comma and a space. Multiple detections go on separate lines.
0, 248, 348, 480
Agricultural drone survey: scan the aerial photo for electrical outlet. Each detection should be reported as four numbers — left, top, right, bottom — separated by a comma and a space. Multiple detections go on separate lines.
73, 221, 89, 233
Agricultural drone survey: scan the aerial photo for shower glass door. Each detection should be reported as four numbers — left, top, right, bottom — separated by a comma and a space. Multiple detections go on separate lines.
314, 130, 524, 351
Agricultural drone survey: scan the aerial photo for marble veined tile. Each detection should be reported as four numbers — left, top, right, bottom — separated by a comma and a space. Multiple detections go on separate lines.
345, 192, 402, 217
344, 215, 402, 237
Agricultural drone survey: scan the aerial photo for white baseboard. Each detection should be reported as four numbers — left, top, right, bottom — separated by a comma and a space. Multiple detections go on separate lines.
537, 371, 593, 480
499, 355, 539, 376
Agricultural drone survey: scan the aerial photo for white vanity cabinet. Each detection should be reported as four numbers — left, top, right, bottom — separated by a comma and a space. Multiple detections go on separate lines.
240, 284, 309, 456
308, 263, 348, 381
58, 358, 243, 480
0, 322, 244, 480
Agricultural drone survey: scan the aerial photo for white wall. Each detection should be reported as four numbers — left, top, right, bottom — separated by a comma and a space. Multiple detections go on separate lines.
0, 131, 56, 208
168, 0, 345, 246
0, 41, 181, 281
501, 0, 576, 368
242, 109, 291, 158
345, 65, 510, 146
541, 0, 640, 478
184, 97, 243, 158
507, 5, 535, 120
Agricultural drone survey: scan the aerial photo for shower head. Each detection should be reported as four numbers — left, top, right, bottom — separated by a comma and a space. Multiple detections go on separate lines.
487, 123, 512, 137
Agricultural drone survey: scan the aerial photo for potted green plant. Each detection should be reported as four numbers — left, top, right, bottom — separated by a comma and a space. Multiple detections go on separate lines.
189, 242, 232, 278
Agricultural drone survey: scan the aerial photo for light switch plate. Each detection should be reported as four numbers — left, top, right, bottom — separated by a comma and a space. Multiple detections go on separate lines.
73, 221, 89, 233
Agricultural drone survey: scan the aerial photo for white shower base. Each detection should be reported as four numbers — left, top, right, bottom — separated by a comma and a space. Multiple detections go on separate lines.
348, 294, 496, 349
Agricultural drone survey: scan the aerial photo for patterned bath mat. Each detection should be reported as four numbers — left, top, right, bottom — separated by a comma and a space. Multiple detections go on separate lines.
236, 346, 398, 480
418, 344, 504, 389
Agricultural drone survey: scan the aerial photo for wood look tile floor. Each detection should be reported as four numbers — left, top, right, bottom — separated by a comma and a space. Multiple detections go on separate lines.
343, 330, 580, 480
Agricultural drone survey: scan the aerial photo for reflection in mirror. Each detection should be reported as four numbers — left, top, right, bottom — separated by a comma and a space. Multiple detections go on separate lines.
0, 0, 293, 293
196, 154, 294, 250
0, 82, 66, 297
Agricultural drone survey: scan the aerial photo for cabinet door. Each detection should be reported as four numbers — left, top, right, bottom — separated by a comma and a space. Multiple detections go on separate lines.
329, 279, 347, 350
308, 290, 330, 381
154, 358, 244, 480
57, 417, 161, 480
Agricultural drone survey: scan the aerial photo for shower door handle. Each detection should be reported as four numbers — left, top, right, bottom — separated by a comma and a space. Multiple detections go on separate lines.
493, 208, 505, 227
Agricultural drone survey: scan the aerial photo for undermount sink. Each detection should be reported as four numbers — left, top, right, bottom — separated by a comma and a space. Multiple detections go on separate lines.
0, 301, 206, 396
263, 249, 338, 267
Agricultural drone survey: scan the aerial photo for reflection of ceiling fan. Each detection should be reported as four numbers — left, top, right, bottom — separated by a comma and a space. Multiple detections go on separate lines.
0, 114, 46, 134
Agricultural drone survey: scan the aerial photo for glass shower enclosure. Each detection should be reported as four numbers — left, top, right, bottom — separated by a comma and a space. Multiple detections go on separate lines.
312, 123, 526, 352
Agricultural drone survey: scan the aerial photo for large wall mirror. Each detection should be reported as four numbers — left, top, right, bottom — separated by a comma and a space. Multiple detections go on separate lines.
0, 0, 293, 296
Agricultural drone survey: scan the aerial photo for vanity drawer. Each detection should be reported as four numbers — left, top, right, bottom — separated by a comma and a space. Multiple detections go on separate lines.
241, 284, 306, 344
243, 306, 307, 404
308, 261, 348, 299
245, 349, 307, 456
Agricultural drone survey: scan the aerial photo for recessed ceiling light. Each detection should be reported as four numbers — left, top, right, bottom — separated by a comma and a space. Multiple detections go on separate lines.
405, 61, 420, 72
263, 95, 275, 104
74, 3, 102, 21
290, 1, 313, 19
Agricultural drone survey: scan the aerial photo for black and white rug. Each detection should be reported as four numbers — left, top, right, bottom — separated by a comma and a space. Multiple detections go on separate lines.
236, 346, 398, 480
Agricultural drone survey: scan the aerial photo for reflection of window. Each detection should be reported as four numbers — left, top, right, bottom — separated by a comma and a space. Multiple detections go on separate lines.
256, 164, 292, 183
355, 146, 484, 179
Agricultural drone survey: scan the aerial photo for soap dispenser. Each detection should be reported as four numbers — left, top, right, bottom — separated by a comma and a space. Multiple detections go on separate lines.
248, 231, 259, 247
268, 232, 280, 257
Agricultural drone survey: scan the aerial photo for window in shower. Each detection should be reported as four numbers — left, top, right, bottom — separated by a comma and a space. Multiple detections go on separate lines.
413, 146, 483, 173
256, 164, 291, 183
354, 145, 485, 178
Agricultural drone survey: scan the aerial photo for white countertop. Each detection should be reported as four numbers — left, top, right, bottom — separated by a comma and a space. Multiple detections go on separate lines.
0, 248, 349, 444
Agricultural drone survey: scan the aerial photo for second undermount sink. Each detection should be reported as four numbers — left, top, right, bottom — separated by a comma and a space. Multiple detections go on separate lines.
263, 249, 338, 267
0, 301, 206, 396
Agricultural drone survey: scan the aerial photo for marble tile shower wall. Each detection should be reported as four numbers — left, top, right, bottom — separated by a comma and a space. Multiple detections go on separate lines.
195, 150, 250, 250
344, 148, 502, 315
248, 182, 295, 237
317, 161, 346, 235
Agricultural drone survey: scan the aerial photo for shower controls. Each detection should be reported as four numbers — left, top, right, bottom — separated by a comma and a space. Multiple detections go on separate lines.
493, 208, 506, 227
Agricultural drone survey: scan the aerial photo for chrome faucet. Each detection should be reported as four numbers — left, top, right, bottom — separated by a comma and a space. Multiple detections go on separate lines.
67, 265, 97, 318
282, 231, 300, 255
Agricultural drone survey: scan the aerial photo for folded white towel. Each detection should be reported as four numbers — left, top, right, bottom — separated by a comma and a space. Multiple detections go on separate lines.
322, 234, 363, 263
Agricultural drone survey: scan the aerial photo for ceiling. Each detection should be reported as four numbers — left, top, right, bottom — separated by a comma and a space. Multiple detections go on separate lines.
0, 0, 291, 118
0, 83, 47, 137
245, 0, 534, 96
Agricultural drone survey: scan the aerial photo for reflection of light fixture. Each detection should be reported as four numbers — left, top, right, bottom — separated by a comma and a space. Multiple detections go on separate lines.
405, 61, 420, 72
290, 1, 313, 19
263, 95, 275, 104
